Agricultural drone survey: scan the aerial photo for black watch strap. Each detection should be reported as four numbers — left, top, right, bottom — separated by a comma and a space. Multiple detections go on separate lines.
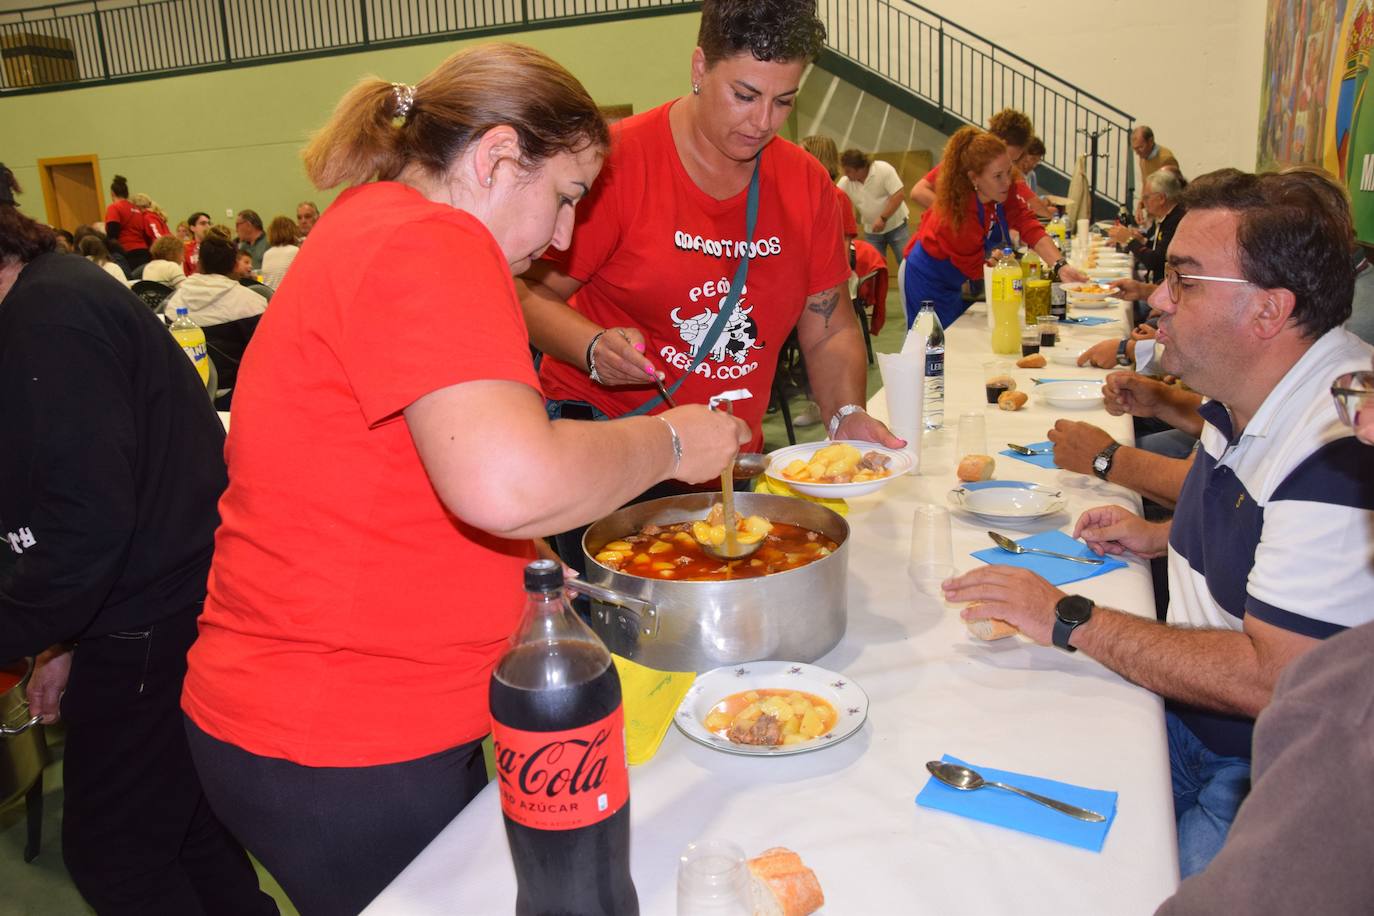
1053, 595, 1094, 652
1093, 441, 1122, 481
1051, 616, 1079, 652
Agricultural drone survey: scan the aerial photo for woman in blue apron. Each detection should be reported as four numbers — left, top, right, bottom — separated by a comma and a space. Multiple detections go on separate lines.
903, 127, 1084, 329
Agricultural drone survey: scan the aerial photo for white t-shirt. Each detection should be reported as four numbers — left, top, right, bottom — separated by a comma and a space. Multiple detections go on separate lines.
261, 244, 299, 291
839, 159, 908, 233
138, 259, 186, 288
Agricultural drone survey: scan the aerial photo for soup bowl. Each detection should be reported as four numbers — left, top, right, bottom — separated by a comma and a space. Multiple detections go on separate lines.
579, 493, 849, 673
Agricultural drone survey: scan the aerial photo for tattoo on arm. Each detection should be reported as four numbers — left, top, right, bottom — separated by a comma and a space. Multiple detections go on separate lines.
806, 288, 840, 328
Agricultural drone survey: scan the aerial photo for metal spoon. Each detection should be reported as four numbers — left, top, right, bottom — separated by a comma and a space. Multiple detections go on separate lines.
925, 761, 1106, 822
733, 452, 768, 479
1005, 443, 1051, 456
699, 400, 762, 561
987, 531, 1104, 565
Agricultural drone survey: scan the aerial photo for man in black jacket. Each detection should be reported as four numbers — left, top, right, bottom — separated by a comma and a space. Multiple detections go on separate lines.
0, 165, 276, 914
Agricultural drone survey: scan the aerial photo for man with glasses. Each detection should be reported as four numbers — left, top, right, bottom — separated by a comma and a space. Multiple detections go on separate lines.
1155, 367, 1374, 914
234, 209, 267, 270
945, 167, 1374, 878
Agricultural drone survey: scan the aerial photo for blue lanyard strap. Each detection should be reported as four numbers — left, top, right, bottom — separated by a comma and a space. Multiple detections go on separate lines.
620, 156, 762, 418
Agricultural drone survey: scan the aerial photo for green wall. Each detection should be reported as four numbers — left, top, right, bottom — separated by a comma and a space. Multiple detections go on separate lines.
1, 13, 701, 228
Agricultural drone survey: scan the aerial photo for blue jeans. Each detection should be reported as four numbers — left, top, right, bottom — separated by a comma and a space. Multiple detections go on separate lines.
1166, 711, 1252, 879
1139, 428, 1198, 459
864, 222, 911, 265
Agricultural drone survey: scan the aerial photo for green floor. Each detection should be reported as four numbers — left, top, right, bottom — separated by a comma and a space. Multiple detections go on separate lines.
0, 287, 908, 915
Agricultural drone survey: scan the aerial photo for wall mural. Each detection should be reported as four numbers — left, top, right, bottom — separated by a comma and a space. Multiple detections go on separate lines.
1259, 0, 1374, 241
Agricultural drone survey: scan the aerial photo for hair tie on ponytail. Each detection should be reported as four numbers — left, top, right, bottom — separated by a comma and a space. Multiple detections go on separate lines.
391, 82, 416, 119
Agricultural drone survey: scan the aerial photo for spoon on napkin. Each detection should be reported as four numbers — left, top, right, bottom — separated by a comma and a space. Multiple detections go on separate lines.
988, 531, 1103, 565
926, 761, 1106, 822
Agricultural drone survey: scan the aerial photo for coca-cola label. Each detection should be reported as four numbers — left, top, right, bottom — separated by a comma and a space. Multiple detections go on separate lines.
492, 706, 629, 831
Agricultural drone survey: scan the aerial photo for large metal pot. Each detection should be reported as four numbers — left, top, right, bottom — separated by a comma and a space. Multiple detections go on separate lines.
0, 658, 46, 807
579, 492, 848, 673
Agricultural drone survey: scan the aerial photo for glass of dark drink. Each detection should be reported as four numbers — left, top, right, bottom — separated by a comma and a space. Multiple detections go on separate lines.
1037, 315, 1060, 349
1021, 327, 1040, 357
983, 360, 1013, 405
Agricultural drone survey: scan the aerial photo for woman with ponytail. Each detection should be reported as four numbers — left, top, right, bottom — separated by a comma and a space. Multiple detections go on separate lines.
104, 173, 149, 272
180, 42, 746, 914
901, 126, 1086, 328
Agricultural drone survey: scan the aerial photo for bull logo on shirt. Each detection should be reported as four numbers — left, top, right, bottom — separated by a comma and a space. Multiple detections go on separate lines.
668, 301, 764, 365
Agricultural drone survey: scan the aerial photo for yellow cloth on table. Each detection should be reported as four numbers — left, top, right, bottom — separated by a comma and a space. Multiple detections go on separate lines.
753, 475, 849, 515
611, 654, 696, 766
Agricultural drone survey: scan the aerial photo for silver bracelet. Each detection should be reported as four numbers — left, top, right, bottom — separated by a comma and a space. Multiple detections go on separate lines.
586, 330, 607, 384
826, 403, 866, 438
656, 415, 682, 471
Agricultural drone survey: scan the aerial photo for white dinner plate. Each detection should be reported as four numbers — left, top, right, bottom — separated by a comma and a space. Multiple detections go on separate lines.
947, 480, 1067, 521
1036, 380, 1104, 409
766, 441, 913, 498
1048, 348, 1088, 366
1069, 295, 1121, 311
674, 661, 869, 757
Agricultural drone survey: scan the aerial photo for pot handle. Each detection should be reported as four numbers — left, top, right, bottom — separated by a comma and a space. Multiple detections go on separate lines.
0, 701, 41, 737
567, 580, 660, 640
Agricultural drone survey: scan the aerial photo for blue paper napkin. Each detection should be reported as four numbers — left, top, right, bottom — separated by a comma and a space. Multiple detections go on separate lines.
971, 529, 1126, 586
916, 754, 1117, 852
1064, 315, 1116, 326
999, 440, 1057, 469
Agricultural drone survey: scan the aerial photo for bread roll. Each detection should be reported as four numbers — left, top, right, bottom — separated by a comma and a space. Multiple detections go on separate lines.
747, 847, 824, 916
956, 454, 995, 482
997, 390, 1028, 411
966, 617, 1019, 640
1016, 353, 1047, 368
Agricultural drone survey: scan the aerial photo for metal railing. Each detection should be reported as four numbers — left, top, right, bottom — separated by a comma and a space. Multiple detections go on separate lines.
818, 0, 1135, 210
0, 0, 699, 92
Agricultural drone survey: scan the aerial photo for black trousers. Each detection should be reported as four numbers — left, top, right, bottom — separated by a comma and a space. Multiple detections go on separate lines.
61, 608, 278, 916
186, 718, 488, 916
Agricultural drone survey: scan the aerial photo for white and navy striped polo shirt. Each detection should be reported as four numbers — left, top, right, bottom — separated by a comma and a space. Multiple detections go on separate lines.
1166, 328, 1374, 758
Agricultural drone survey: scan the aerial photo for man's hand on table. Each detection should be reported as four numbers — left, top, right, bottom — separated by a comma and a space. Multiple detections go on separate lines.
1073, 505, 1170, 558
832, 409, 906, 449
1046, 419, 1116, 475
589, 327, 659, 387
1077, 338, 1125, 369
1103, 371, 1171, 418
942, 568, 1066, 646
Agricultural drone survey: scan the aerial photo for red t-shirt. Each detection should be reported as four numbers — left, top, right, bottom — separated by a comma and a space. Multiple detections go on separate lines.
104, 198, 148, 252
182, 182, 538, 767
832, 183, 858, 239
906, 162, 1044, 274
182, 239, 199, 276
143, 210, 171, 243
539, 102, 850, 451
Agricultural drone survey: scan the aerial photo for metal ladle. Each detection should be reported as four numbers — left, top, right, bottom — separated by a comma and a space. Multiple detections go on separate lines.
697, 399, 764, 562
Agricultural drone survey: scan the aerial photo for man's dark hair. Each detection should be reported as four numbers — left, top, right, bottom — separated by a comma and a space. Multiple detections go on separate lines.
839, 148, 870, 170
1138, 125, 1156, 143
198, 234, 238, 276
1182, 167, 1355, 339
236, 209, 263, 231
1025, 137, 1046, 157
187, 211, 210, 227
698, 0, 826, 66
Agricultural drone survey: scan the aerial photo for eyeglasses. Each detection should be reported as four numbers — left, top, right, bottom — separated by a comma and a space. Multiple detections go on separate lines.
1163, 264, 1252, 303
1331, 370, 1374, 428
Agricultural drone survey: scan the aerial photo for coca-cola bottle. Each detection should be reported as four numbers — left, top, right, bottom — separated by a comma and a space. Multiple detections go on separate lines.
489, 559, 639, 916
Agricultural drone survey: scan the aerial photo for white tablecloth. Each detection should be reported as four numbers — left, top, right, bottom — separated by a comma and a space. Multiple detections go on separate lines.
364, 301, 1179, 915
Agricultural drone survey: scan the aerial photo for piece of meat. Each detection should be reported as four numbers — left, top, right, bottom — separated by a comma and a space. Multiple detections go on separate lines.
727, 713, 783, 747
640, 524, 662, 536
859, 451, 892, 472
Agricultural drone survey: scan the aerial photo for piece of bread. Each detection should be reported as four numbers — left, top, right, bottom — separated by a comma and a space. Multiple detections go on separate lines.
956, 454, 995, 482
997, 390, 1029, 411
1016, 353, 1047, 368
747, 847, 824, 916
966, 617, 1019, 640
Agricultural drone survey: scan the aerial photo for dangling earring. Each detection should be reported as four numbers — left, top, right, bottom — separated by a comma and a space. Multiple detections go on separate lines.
692, 82, 700, 95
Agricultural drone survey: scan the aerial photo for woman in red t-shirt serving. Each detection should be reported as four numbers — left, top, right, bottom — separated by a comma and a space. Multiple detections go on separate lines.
519, 0, 902, 458
179, 43, 745, 915
903, 127, 1087, 329
104, 173, 149, 272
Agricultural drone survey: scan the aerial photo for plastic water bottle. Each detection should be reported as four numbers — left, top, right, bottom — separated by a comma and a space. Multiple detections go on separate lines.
169, 306, 209, 387
913, 299, 945, 429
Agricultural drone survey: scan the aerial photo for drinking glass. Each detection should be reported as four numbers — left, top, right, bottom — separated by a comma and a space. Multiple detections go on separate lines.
982, 360, 1013, 406
909, 503, 955, 594
678, 839, 750, 916
1020, 326, 1041, 357
1037, 315, 1060, 348
956, 412, 987, 459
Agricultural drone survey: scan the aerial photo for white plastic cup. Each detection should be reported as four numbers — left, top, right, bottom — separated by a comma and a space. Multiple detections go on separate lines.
677, 839, 751, 916
956, 412, 987, 460
909, 503, 956, 594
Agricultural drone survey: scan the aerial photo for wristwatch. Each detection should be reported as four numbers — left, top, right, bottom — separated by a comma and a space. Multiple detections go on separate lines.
1115, 338, 1132, 366
827, 404, 866, 438
1053, 595, 1094, 652
1092, 441, 1122, 481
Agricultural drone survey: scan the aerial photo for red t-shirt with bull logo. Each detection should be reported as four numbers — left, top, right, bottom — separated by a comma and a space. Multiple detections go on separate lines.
539, 101, 850, 451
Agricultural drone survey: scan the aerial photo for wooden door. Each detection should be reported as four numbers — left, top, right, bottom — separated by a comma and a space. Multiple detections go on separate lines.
37, 155, 103, 232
